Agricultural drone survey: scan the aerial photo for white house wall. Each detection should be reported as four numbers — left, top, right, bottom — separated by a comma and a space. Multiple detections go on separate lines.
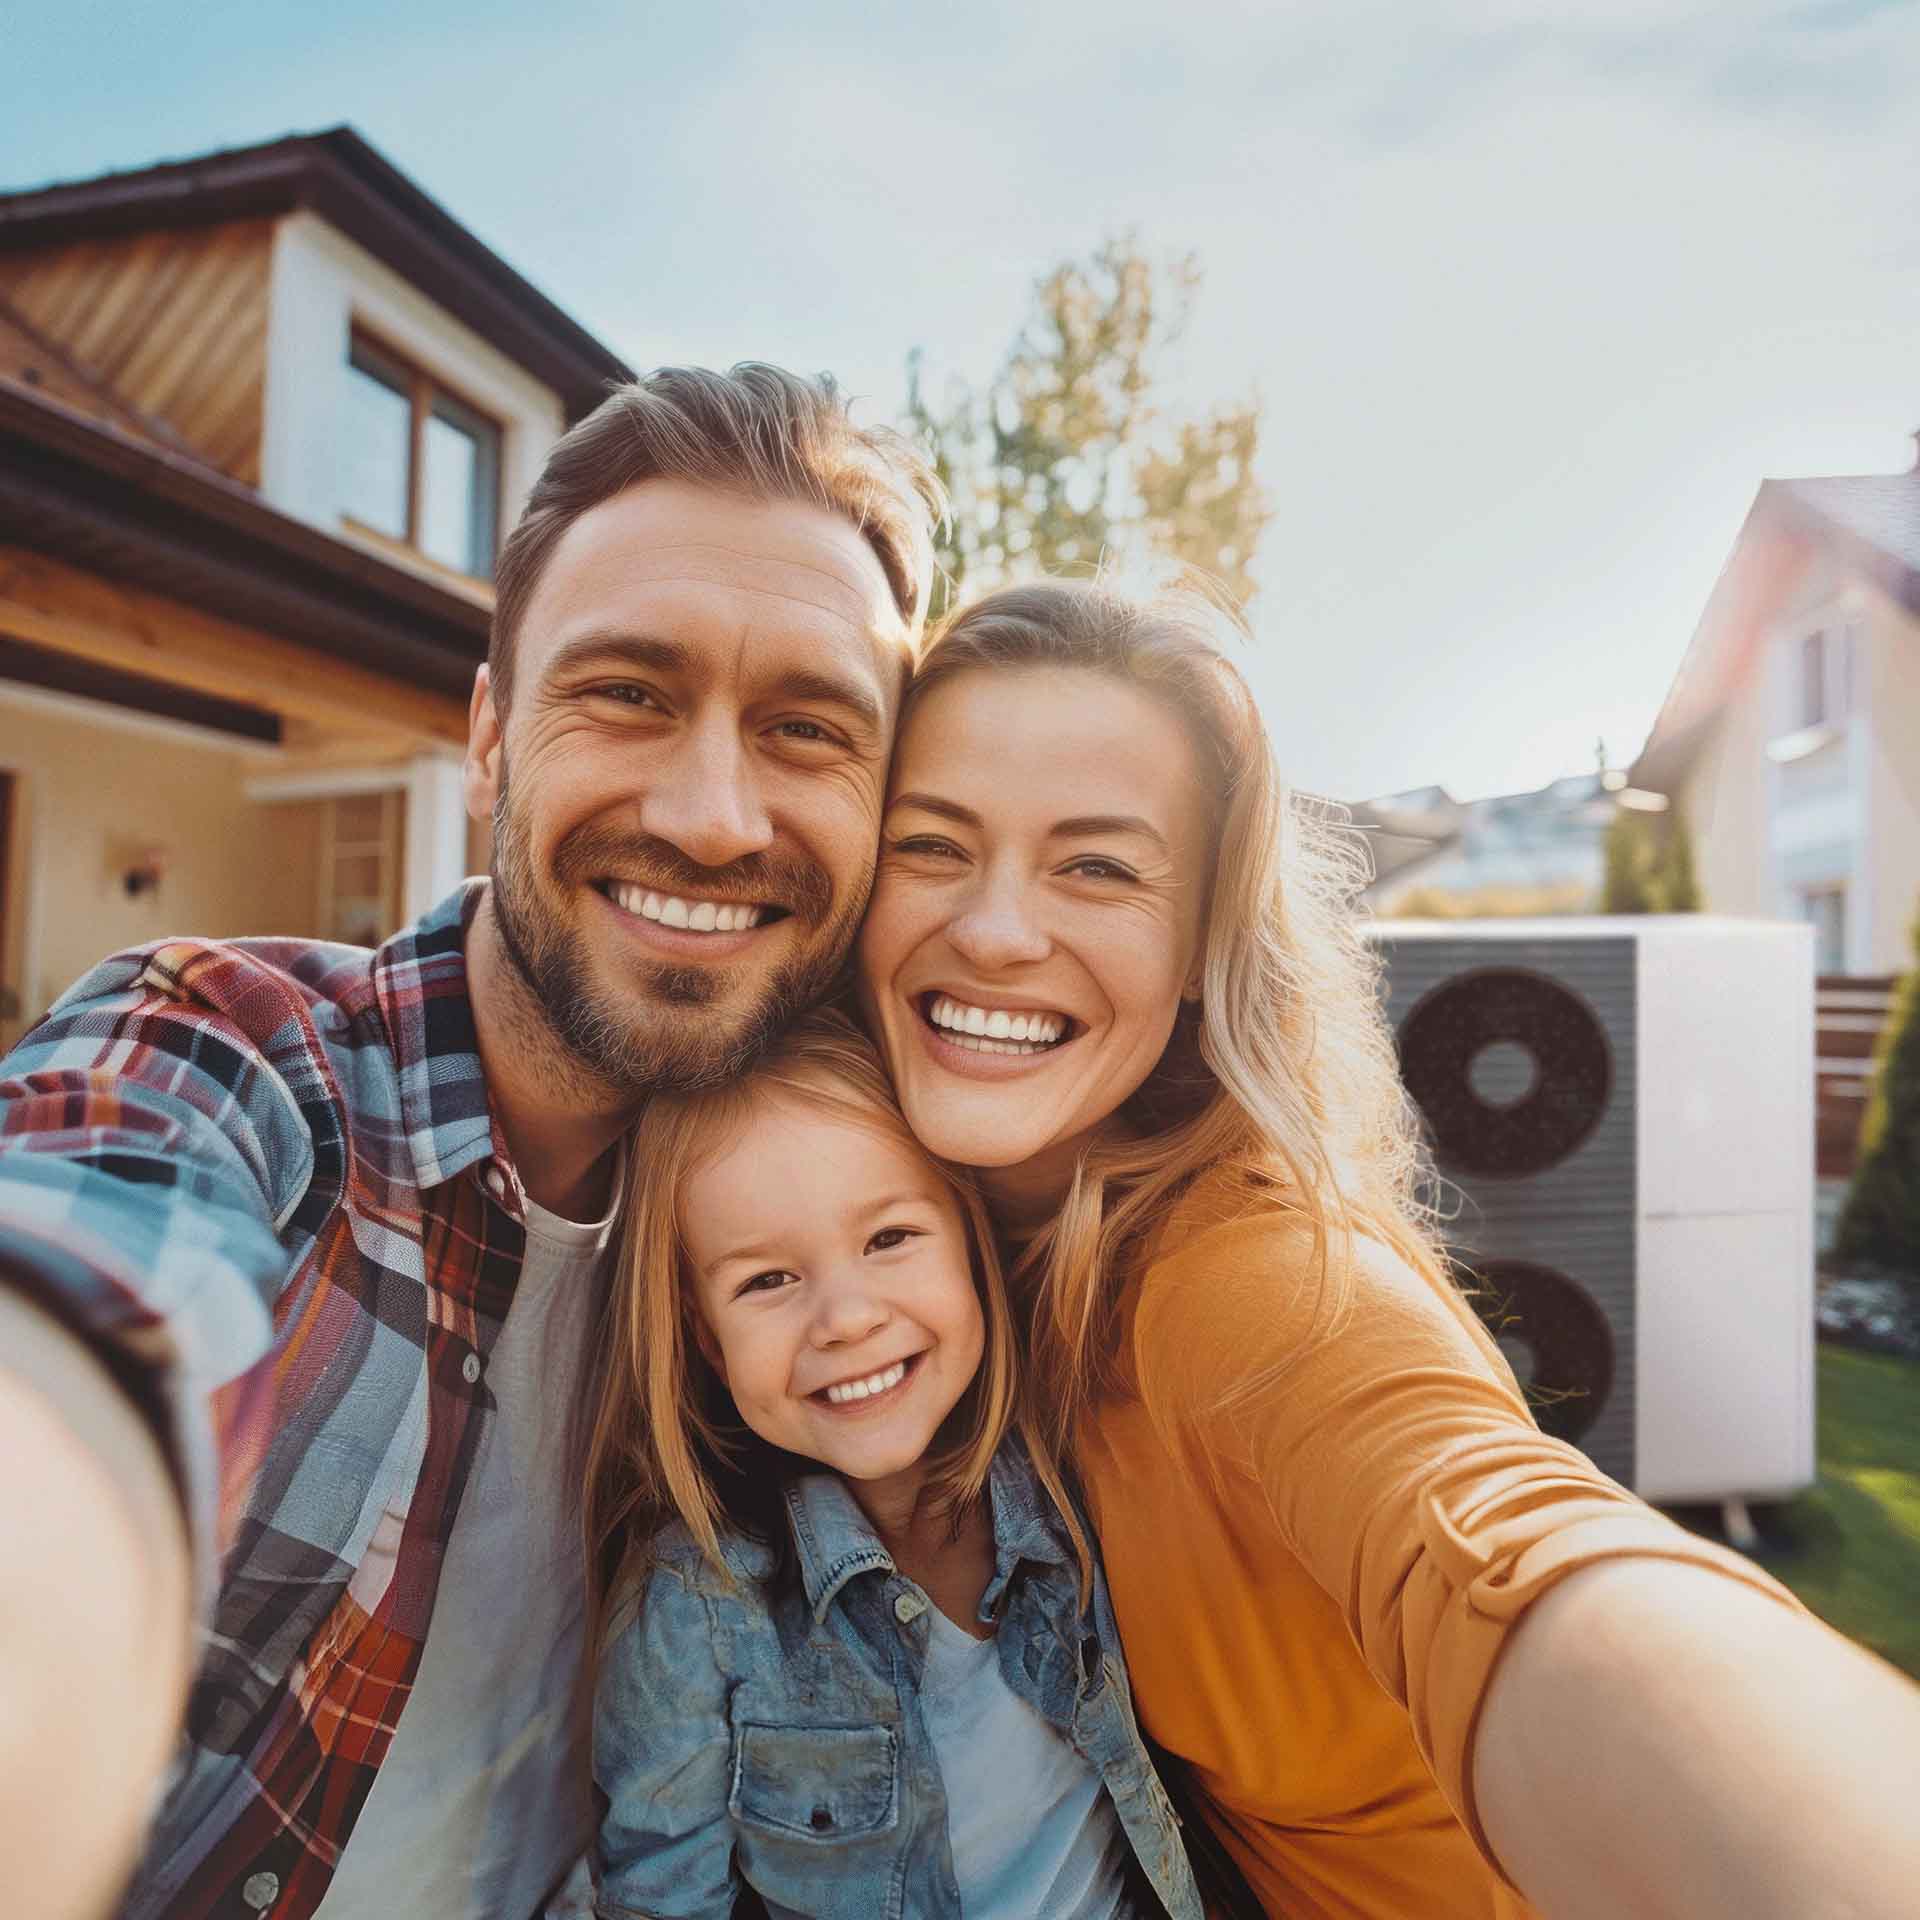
1861, 588, 1920, 970
260, 212, 566, 548
1676, 671, 1770, 916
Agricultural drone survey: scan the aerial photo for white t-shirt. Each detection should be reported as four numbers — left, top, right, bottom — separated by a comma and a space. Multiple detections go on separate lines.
313, 1186, 614, 1920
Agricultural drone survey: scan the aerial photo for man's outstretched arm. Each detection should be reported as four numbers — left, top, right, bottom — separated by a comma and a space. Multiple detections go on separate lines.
0, 1291, 191, 1920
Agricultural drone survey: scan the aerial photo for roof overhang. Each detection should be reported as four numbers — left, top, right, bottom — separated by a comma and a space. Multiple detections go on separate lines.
0, 379, 491, 701
0, 128, 634, 421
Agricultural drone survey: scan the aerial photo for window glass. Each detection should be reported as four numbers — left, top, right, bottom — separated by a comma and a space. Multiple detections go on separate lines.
1801, 886, 1847, 973
1800, 630, 1829, 730
341, 340, 413, 540
420, 393, 501, 577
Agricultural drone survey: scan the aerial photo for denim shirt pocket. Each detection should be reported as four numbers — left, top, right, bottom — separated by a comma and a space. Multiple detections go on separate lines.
728, 1721, 906, 1920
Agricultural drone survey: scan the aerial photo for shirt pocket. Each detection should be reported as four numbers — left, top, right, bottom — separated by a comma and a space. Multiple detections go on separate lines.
730, 1723, 901, 1841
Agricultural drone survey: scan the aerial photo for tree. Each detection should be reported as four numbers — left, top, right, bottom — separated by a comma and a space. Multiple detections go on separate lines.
1601, 803, 1701, 914
905, 236, 1271, 622
1834, 899, 1920, 1276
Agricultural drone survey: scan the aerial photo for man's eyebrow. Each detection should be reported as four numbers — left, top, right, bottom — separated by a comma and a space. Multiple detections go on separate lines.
765, 667, 886, 738
545, 632, 691, 680
888, 794, 1169, 851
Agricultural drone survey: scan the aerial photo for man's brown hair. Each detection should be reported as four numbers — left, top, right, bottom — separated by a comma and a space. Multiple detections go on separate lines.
488, 363, 946, 707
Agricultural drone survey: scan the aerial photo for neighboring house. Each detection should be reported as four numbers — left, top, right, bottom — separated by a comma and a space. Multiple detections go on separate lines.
1630, 442, 1920, 975
1357, 773, 1616, 916
0, 127, 631, 1049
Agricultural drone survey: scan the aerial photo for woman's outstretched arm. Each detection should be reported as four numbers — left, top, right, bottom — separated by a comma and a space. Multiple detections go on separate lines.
1475, 1555, 1920, 1920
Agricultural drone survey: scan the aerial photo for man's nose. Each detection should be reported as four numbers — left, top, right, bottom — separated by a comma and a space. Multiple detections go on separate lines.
638, 716, 775, 869
945, 868, 1051, 971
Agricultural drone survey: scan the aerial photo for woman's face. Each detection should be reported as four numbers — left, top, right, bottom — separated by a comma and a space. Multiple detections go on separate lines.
857, 665, 1213, 1203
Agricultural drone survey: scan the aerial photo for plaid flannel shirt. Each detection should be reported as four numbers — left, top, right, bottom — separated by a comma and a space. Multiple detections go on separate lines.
0, 881, 545, 1919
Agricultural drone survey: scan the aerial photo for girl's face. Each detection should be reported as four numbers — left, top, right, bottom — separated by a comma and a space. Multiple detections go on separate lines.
856, 666, 1212, 1209
682, 1089, 985, 1494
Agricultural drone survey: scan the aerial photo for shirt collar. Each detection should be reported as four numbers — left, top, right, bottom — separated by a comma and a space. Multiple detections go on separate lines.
373, 878, 517, 1199
784, 1442, 1074, 1627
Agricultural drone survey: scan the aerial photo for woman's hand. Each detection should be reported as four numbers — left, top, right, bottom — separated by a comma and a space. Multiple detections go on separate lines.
1474, 1556, 1920, 1920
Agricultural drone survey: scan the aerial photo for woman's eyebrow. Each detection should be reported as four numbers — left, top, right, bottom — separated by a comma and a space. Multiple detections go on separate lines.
888, 792, 981, 827
1048, 813, 1169, 851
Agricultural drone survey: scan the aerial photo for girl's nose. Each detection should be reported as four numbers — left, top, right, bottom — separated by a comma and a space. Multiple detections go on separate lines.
810, 1275, 889, 1348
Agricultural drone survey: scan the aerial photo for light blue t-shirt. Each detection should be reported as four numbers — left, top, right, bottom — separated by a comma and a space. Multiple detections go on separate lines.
915, 1604, 1138, 1918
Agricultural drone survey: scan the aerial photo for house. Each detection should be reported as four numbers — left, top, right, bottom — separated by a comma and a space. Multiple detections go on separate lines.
0, 128, 632, 1048
1629, 441, 1920, 975
1357, 773, 1617, 917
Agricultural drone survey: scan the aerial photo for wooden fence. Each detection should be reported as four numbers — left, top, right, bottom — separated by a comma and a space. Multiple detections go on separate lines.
1816, 974, 1899, 1180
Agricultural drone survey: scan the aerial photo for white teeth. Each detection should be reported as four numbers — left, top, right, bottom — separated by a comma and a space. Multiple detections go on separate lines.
823, 1360, 908, 1405
609, 886, 765, 933
927, 996, 1067, 1048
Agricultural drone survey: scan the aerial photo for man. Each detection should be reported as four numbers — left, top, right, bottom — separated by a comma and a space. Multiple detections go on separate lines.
0, 363, 943, 1920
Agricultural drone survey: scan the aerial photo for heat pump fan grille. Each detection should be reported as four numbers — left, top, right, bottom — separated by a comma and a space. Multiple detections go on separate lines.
1398, 968, 1612, 1178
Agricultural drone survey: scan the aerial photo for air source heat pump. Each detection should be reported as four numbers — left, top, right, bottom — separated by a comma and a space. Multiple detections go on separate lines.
1368, 918, 1814, 1503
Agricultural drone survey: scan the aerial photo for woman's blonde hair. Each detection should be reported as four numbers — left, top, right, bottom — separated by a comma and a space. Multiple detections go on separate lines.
906, 575, 1447, 1461
580, 1006, 1087, 1651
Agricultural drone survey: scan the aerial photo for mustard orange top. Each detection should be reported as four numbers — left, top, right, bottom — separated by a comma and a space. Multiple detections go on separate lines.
1076, 1170, 1800, 1919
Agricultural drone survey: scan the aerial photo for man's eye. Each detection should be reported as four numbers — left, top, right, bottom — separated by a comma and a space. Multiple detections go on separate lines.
865, 1226, 921, 1255
772, 718, 836, 744
737, 1269, 798, 1297
590, 684, 662, 709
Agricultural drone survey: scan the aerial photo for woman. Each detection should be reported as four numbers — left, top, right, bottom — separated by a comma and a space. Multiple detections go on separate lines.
854, 576, 1920, 1920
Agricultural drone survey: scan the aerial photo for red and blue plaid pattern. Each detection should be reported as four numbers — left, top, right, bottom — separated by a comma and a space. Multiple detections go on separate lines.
0, 882, 536, 1918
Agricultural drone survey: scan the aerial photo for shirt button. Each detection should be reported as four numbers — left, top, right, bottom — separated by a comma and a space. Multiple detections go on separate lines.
462, 1352, 482, 1385
893, 1591, 927, 1625
242, 1871, 279, 1910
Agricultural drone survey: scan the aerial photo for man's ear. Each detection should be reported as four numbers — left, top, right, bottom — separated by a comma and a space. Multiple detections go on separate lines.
464, 664, 502, 824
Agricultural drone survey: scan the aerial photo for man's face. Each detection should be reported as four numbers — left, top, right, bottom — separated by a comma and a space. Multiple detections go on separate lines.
465, 479, 906, 1096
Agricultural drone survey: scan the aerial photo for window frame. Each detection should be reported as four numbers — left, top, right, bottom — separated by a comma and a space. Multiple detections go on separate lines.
340, 323, 505, 582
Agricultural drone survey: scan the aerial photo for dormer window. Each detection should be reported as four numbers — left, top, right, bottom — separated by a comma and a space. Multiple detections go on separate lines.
340, 329, 501, 580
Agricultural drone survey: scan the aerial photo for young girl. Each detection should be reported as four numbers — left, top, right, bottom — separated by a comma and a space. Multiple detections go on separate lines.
580, 1010, 1202, 1920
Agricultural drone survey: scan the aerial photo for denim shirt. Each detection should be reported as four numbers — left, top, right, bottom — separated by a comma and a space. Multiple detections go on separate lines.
593, 1445, 1202, 1920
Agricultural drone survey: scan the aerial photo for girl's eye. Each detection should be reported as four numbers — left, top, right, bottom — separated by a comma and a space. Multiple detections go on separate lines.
865, 1226, 921, 1255
736, 1268, 799, 1297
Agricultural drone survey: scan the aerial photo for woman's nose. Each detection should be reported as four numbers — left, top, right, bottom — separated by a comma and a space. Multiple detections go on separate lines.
945, 873, 1050, 971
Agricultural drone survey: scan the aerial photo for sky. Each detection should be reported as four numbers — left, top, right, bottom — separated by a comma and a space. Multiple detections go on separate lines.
4, 0, 1919, 802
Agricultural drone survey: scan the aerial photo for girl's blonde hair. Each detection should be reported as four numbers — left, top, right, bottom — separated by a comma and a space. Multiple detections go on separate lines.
907, 575, 1448, 1461
581, 1007, 1087, 1650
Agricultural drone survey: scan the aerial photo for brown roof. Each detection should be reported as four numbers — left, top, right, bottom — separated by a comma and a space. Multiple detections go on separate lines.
0, 127, 634, 421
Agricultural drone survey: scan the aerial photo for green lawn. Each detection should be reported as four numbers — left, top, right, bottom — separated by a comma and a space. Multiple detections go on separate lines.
1761, 1346, 1920, 1679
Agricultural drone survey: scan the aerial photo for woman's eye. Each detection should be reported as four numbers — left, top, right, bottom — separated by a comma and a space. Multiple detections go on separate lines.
737, 1269, 798, 1297
865, 1226, 921, 1255
1065, 857, 1136, 883
886, 836, 964, 862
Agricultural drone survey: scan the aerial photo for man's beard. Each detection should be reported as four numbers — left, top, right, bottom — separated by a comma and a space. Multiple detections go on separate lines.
488, 766, 870, 1098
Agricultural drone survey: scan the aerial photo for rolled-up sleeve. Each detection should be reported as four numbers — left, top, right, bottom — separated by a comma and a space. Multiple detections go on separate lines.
1131, 1210, 1803, 1870
594, 1558, 741, 1920
0, 946, 317, 1605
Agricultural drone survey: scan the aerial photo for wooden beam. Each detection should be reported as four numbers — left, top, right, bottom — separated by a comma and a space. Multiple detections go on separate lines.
0, 545, 470, 747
